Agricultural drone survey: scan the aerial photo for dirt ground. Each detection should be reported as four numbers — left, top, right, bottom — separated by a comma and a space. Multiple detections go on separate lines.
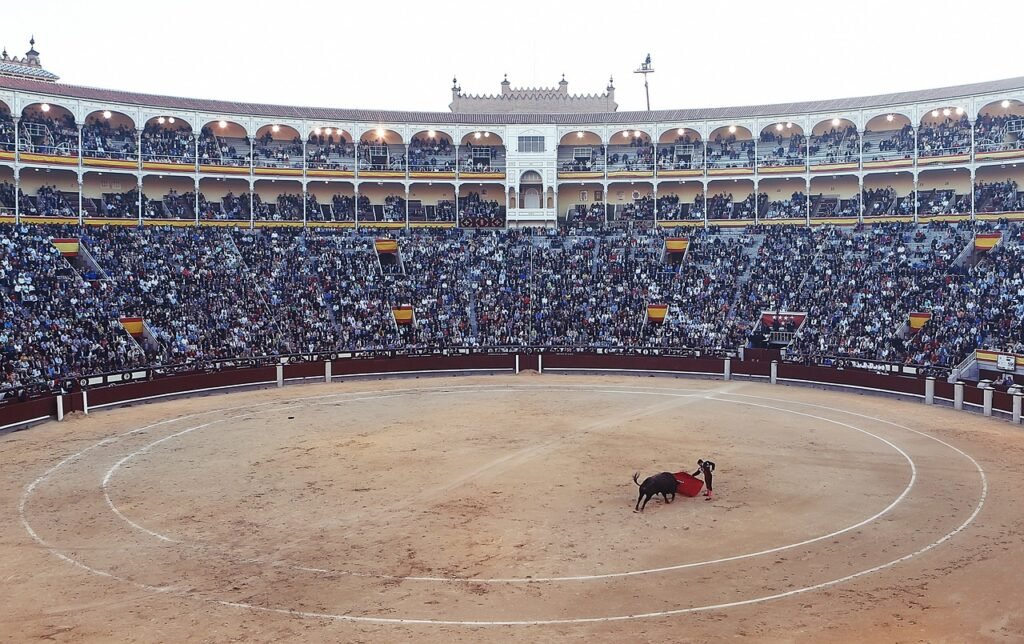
0, 374, 1022, 643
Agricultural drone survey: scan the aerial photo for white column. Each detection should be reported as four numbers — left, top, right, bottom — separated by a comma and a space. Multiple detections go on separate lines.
515, 354, 520, 375
13, 168, 19, 224
538, 354, 543, 374
56, 394, 65, 421
954, 381, 964, 410
925, 376, 935, 405
324, 360, 332, 383
1011, 387, 1022, 424
982, 385, 994, 417
723, 357, 731, 381
770, 360, 778, 385
82, 389, 89, 415
276, 363, 284, 388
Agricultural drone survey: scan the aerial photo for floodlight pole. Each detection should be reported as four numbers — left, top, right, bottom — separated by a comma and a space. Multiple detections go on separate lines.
634, 54, 654, 111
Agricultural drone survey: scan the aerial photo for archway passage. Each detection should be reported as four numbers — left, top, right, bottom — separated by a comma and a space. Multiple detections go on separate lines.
519, 170, 543, 210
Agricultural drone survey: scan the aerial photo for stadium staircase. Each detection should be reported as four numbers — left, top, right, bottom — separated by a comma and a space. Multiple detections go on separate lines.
724, 231, 764, 321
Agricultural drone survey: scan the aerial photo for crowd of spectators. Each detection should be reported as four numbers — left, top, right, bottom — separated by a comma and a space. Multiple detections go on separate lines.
863, 124, 914, 161
975, 181, 1024, 213
19, 114, 78, 156
707, 133, 755, 169
0, 112, 15, 152
141, 124, 195, 164
25, 185, 76, 217
758, 130, 806, 167
198, 127, 249, 166
975, 114, 1024, 152
918, 116, 972, 157
657, 134, 702, 170
358, 138, 406, 172
808, 126, 858, 165
607, 136, 654, 171
3, 220, 1024, 395
762, 192, 806, 219
408, 136, 455, 172
458, 192, 504, 228
1, 223, 146, 394
907, 224, 1023, 367
253, 132, 303, 168
99, 190, 139, 218
82, 122, 137, 160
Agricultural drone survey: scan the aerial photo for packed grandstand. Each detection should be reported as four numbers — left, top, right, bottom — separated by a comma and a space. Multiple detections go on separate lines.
1, 42, 1023, 398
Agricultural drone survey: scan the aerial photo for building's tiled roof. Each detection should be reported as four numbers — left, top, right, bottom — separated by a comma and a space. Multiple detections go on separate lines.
0, 62, 59, 82
0, 75, 1022, 124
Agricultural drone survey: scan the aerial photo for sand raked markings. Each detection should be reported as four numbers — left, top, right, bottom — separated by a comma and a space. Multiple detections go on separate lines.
18, 382, 986, 625
96, 385, 909, 582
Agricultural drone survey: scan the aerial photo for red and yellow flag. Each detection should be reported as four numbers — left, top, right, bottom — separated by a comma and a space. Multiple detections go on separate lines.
119, 317, 144, 337
647, 304, 668, 323
375, 239, 399, 254
909, 312, 932, 331
51, 238, 80, 256
665, 238, 688, 253
975, 233, 1001, 251
392, 305, 414, 325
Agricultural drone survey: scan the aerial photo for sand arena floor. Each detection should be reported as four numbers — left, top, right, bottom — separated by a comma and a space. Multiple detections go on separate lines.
1, 374, 1023, 643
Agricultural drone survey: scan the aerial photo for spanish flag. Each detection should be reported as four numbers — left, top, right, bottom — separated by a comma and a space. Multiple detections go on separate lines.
375, 239, 399, 254
119, 317, 145, 337
974, 233, 1001, 251
51, 238, 80, 257
647, 304, 669, 324
909, 312, 932, 332
665, 238, 688, 253
392, 305, 414, 325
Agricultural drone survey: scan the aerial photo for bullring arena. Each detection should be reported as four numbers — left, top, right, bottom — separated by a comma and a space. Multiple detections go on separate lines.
3, 13, 1024, 641
2, 367, 1024, 642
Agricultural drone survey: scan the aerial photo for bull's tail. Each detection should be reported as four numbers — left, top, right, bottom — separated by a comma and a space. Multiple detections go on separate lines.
632, 472, 641, 486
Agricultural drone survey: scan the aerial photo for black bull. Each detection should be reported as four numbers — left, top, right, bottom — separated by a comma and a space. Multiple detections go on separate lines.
632, 471, 678, 512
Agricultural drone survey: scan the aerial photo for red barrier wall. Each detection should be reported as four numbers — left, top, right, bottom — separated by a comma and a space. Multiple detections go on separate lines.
542, 354, 725, 374
1, 353, 1017, 430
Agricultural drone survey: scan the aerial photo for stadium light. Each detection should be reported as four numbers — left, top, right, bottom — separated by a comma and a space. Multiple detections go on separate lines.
634, 131, 642, 138
325, 128, 333, 136
775, 123, 783, 131
831, 118, 841, 126
314, 127, 322, 135
218, 120, 227, 129
786, 122, 793, 129
168, 117, 175, 124
634, 53, 654, 111
474, 132, 482, 139
102, 110, 112, 119
376, 127, 385, 137
158, 117, 166, 124
728, 125, 737, 134
272, 125, 280, 133
886, 114, 894, 122
40, 103, 50, 112
931, 110, 939, 117
677, 128, 685, 135
955, 107, 964, 115
484, 132, 490, 138
942, 108, 951, 116
577, 131, 584, 138
623, 131, 631, 139
1002, 99, 1011, 108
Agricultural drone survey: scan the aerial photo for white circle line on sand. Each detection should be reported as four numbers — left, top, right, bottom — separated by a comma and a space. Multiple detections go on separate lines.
99, 385, 912, 584
17, 382, 986, 625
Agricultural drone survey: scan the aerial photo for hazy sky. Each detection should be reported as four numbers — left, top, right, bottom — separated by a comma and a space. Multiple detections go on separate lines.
4, 0, 1021, 113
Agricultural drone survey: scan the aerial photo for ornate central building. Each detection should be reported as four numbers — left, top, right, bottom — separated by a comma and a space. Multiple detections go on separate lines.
449, 75, 617, 114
